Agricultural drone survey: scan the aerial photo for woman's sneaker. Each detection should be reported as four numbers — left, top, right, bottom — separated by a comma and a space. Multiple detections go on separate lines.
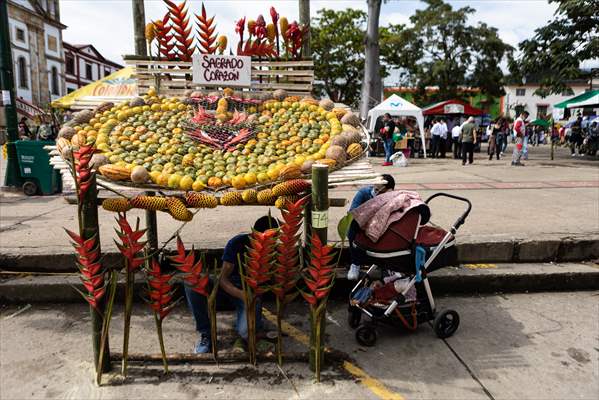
348, 264, 360, 280
194, 334, 211, 354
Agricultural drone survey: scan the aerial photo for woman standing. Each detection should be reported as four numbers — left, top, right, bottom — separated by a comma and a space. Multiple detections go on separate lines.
488, 119, 502, 160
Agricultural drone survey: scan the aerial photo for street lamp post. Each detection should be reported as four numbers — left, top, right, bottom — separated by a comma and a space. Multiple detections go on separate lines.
0, 0, 22, 188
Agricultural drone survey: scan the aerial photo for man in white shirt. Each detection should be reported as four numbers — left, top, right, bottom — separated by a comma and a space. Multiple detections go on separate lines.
451, 122, 462, 159
430, 119, 441, 158
438, 118, 448, 158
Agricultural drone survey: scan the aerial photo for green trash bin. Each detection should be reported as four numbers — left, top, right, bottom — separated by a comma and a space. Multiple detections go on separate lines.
14, 140, 62, 195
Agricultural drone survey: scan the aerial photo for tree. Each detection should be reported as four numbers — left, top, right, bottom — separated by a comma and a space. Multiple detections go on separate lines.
513, 0, 599, 96
311, 9, 368, 106
382, 0, 512, 104
359, 0, 383, 119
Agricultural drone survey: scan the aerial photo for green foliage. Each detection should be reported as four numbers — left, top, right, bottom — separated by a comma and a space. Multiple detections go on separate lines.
311, 8, 367, 106
381, 0, 512, 104
512, 0, 598, 96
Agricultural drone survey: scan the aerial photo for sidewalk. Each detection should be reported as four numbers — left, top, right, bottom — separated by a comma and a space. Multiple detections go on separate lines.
0, 143, 598, 271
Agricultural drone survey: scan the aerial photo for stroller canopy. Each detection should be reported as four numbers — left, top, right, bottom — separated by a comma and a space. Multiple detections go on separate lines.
367, 94, 427, 155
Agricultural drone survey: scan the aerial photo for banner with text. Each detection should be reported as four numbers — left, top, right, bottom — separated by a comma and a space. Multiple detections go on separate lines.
192, 54, 252, 87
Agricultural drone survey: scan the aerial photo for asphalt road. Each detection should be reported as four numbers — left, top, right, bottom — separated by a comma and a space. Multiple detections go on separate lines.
1, 291, 597, 400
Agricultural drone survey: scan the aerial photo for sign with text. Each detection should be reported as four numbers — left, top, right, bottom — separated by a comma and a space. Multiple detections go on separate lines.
444, 103, 465, 114
192, 54, 252, 87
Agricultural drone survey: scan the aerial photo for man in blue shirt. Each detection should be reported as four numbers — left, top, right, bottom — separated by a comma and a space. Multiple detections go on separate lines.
347, 174, 395, 280
185, 215, 279, 353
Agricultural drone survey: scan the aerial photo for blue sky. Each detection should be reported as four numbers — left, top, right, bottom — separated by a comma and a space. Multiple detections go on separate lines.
61, 0, 558, 66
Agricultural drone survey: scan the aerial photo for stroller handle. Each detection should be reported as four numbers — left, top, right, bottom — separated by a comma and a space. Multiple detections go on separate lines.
425, 193, 472, 232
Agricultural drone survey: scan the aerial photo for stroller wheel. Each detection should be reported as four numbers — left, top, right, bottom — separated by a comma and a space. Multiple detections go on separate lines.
355, 323, 377, 347
347, 306, 362, 329
433, 309, 460, 339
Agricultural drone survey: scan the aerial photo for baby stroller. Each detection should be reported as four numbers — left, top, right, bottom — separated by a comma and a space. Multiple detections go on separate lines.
348, 193, 472, 346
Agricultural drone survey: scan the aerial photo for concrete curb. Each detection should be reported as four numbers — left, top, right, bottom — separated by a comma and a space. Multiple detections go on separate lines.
2, 262, 598, 304
1, 236, 598, 273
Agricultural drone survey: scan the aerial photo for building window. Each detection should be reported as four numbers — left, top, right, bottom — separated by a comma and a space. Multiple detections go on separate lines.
47, 34, 57, 52
67, 87, 75, 94
17, 57, 28, 89
51, 66, 59, 95
66, 54, 75, 75
104, 68, 111, 77
536, 105, 548, 119
16, 28, 25, 42
85, 64, 92, 80
516, 88, 526, 96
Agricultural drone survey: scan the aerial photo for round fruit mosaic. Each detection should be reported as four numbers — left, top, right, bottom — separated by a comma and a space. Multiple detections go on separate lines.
57, 88, 365, 192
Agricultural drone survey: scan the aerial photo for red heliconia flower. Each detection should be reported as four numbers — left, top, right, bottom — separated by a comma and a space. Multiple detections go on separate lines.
243, 228, 278, 295
270, 7, 279, 26
73, 144, 95, 203
146, 258, 177, 320
164, 0, 194, 60
65, 229, 106, 310
114, 214, 147, 271
195, 2, 218, 54
285, 21, 304, 59
235, 17, 246, 37
155, 12, 177, 60
169, 236, 209, 296
301, 233, 336, 306
254, 15, 267, 40
272, 197, 308, 300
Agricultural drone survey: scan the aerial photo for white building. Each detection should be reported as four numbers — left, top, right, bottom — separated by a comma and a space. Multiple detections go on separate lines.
64, 43, 123, 94
501, 79, 589, 119
7, 0, 66, 107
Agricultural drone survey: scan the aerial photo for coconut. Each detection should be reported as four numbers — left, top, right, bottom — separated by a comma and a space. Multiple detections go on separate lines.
325, 145, 347, 165
129, 97, 146, 107
300, 159, 315, 174
319, 98, 334, 111
130, 166, 151, 184
93, 101, 114, 115
273, 89, 288, 101
342, 130, 362, 145
89, 154, 108, 170
72, 109, 94, 124
340, 111, 361, 127
330, 135, 349, 149
58, 126, 76, 140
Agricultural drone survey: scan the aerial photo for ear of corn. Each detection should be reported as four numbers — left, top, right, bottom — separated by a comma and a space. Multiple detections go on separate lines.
131, 195, 167, 211
184, 192, 218, 208
166, 197, 193, 221
257, 188, 276, 205
272, 179, 311, 197
242, 189, 258, 204
219, 191, 243, 206
102, 198, 132, 212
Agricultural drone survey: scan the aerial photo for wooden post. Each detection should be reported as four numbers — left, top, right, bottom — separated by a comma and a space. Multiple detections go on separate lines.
145, 191, 159, 251
132, 0, 147, 56
298, 0, 311, 58
309, 164, 328, 373
80, 176, 110, 373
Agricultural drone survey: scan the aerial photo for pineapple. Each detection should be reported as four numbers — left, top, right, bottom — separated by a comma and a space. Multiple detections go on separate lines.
272, 179, 311, 197
166, 197, 193, 222
241, 189, 257, 204
220, 191, 243, 206
184, 192, 218, 208
130, 195, 167, 211
257, 188, 276, 205
102, 198, 132, 212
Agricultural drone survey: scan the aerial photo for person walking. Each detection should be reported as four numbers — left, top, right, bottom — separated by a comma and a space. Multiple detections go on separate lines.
488, 119, 502, 160
380, 113, 396, 166
459, 117, 477, 165
430, 119, 441, 158
451, 121, 461, 159
439, 118, 448, 158
570, 116, 583, 157
511, 111, 529, 166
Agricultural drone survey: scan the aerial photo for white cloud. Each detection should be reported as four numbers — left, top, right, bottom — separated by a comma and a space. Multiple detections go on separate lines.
60, 0, 559, 65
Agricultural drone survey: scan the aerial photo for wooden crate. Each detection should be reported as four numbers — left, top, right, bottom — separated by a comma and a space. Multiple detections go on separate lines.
123, 56, 314, 97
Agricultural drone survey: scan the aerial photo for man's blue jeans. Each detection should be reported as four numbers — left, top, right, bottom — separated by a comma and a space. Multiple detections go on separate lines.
383, 138, 394, 162
184, 283, 263, 339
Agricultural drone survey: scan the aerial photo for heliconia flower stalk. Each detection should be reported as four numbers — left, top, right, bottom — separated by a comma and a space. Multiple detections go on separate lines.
146, 258, 179, 373
301, 233, 336, 382
72, 144, 95, 204
196, 2, 218, 54
114, 214, 147, 377
65, 229, 106, 310
273, 196, 307, 365
164, 0, 194, 61
270, 7, 280, 57
240, 228, 278, 365
95, 268, 118, 386
169, 236, 216, 359
155, 13, 176, 60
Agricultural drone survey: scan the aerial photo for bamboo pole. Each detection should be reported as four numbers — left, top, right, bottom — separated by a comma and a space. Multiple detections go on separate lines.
145, 191, 159, 251
80, 176, 111, 374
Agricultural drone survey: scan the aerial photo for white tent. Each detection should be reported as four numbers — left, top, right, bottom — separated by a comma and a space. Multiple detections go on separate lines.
366, 94, 426, 155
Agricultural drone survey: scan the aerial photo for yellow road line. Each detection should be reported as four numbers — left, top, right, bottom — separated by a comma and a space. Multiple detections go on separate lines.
263, 309, 405, 400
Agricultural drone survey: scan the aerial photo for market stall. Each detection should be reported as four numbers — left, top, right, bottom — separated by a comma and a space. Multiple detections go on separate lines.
366, 94, 426, 156
553, 90, 599, 119
422, 99, 484, 117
